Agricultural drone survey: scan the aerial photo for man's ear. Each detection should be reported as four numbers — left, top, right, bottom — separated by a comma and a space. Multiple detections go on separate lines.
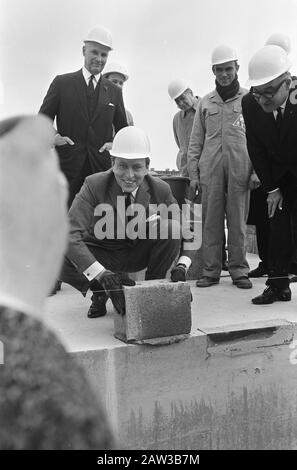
236, 63, 240, 72
212, 65, 216, 76
82, 45, 85, 56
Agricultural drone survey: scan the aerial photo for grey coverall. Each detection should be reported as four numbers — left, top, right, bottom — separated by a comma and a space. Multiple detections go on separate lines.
187, 88, 252, 280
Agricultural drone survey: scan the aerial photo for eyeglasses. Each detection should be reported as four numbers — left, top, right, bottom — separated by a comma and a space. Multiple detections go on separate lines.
251, 79, 287, 100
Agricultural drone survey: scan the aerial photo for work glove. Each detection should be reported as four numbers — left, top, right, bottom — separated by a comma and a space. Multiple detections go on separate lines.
170, 264, 187, 282
99, 270, 135, 315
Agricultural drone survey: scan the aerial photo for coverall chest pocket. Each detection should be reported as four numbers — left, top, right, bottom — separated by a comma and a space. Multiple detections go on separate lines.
205, 106, 220, 135
231, 104, 246, 136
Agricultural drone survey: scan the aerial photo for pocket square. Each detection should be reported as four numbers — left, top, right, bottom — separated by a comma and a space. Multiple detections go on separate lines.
108, 102, 115, 107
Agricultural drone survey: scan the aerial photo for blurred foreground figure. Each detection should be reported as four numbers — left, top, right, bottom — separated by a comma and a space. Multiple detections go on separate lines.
0, 116, 114, 449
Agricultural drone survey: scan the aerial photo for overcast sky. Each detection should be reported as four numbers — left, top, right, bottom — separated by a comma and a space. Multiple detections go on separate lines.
1, 0, 297, 169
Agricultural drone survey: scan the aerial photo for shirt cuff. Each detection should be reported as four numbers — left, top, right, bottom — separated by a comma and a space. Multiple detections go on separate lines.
267, 188, 280, 194
83, 261, 105, 281
176, 256, 192, 270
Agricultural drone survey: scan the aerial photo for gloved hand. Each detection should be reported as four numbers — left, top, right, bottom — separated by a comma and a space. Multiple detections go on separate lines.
170, 264, 187, 282
98, 270, 135, 315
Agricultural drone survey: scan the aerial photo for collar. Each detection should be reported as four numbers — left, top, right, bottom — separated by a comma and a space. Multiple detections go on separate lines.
272, 96, 289, 118
123, 188, 138, 199
209, 87, 244, 103
82, 67, 101, 85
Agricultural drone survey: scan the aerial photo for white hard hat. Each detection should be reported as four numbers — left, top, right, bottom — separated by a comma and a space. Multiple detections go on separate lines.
168, 79, 188, 100
211, 45, 238, 65
265, 33, 291, 55
246, 45, 291, 87
103, 62, 129, 81
84, 25, 113, 50
111, 127, 150, 159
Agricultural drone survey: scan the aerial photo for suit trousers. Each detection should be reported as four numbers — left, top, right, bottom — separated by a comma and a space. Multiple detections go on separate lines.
247, 187, 269, 268
61, 221, 181, 295
267, 174, 297, 289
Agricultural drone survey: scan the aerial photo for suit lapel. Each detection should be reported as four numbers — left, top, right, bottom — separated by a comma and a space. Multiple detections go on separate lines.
280, 95, 297, 143
74, 70, 89, 122
91, 78, 110, 123
135, 179, 151, 212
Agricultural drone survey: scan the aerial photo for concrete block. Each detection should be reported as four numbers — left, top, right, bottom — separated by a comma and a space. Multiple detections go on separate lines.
113, 280, 192, 343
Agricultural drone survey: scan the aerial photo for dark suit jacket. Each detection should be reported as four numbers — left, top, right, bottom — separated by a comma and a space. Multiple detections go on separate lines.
67, 170, 179, 273
242, 86, 297, 193
39, 70, 128, 183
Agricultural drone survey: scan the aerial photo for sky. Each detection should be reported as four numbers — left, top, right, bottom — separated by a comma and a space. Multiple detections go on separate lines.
1, 0, 297, 169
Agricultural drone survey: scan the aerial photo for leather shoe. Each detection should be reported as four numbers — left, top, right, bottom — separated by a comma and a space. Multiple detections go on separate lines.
171, 264, 187, 282
48, 280, 62, 296
233, 276, 253, 289
252, 286, 291, 305
196, 276, 220, 287
248, 262, 268, 278
87, 293, 108, 318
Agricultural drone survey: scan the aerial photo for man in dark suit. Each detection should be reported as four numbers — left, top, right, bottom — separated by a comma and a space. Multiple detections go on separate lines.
242, 44, 297, 304
0, 115, 114, 449
39, 25, 128, 207
61, 127, 182, 318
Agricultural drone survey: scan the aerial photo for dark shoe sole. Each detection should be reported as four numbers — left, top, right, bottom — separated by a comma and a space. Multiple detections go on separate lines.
252, 294, 291, 305
87, 308, 107, 318
233, 281, 253, 289
196, 279, 220, 287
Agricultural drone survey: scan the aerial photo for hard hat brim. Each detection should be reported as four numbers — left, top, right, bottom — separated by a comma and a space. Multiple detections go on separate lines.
83, 39, 113, 51
110, 152, 150, 159
103, 72, 128, 81
246, 60, 291, 87
171, 87, 188, 100
212, 56, 238, 66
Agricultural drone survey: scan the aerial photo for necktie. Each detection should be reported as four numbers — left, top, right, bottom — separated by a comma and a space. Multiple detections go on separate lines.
88, 74, 95, 93
124, 192, 134, 241
124, 192, 133, 221
275, 107, 283, 132
87, 75, 96, 119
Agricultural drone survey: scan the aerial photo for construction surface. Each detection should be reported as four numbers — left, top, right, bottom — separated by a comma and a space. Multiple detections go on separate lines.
43, 253, 297, 450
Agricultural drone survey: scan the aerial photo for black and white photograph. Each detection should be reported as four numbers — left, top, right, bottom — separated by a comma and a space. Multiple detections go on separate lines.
1, 0, 297, 455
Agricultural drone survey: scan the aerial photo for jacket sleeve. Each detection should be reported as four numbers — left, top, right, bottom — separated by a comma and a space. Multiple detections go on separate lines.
39, 76, 60, 121
242, 95, 276, 192
113, 87, 128, 134
187, 100, 206, 180
66, 180, 99, 272
173, 114, 180, 149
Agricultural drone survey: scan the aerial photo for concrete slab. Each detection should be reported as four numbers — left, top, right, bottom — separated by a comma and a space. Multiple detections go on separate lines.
43, 253, 297, 353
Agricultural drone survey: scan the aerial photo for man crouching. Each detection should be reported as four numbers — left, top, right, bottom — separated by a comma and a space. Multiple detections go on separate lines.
61, 127, 182, 318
